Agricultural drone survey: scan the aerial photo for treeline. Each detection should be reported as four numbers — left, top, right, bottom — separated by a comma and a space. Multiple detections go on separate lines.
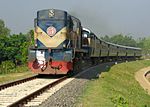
0, 19, 34, 74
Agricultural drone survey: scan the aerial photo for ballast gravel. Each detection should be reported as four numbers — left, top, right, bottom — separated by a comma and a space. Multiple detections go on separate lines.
39, 62, 115, 107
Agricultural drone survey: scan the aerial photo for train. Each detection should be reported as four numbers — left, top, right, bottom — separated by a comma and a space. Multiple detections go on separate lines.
28, 9, 142, 75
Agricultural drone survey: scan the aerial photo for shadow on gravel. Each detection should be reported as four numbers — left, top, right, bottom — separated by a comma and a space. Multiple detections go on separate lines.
75, 61, 125, 81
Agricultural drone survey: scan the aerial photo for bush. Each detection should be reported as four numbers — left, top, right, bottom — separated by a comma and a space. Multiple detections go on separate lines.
111, 95, 129, 107
13, 65, 29, 73
0, 60, 15, 74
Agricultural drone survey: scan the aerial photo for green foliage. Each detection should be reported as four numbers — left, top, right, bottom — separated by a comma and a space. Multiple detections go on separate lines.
0, 19, 10, 62
0, 61, 30, 75
0, 33, 30, 64
0, 19, 10, 36
137, 37, 146, 48
27, 30, 34, 45
0, 19, 35, 74
0, 60, 15, 74
137, 37, 150, 56
101, 34, 137, 47
101, 35, 111, 42
77, 60, 150, 107
111, 95, 128, 107
142, 38, 150, 50
0, 19, 34, 65
0, 70, 33, 84
0, 35, 8, 61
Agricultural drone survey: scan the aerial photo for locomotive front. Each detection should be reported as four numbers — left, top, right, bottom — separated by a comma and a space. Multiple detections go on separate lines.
28, 9, 73, 74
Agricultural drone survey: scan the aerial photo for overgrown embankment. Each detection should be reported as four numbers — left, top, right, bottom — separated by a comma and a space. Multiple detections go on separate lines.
77, 60, 150, 107
0, 62, 33, 84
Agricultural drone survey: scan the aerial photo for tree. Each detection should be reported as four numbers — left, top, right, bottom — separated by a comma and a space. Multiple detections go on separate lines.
138, 37, 150, 55
137, 37, 146, 48
0, 19, 10, 36
8, 33, 31, 64
100, 35, 111, 42
27, 29, 34, 45
0, 19, 35, 71
101, 34, 137, 47
0, 19, 10, 63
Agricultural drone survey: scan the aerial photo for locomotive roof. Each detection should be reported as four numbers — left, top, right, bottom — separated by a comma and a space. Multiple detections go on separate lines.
105, 41, 141, 50
82, 28, 91, 33
100, 37, 141, 50
37, 9, 67, 19
38, 9, 67, 12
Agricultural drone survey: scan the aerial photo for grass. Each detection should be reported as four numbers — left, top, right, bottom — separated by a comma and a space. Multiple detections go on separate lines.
0, 65, 34, 84
76, 60, 150, 107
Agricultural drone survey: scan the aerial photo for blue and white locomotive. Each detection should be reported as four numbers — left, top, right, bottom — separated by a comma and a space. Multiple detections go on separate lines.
28, 9, 142, 74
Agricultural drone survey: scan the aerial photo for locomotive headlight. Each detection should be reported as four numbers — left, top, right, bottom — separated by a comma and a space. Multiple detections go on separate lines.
63, 51, 72, 61
63, 44, 66, 48
63, 42, 67, 48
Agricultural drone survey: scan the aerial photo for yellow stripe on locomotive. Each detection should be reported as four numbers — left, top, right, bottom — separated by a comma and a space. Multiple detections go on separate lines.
34, 26, 67, 47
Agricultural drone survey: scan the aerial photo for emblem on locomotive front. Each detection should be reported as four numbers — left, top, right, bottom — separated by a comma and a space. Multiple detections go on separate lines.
47, 26, 56, 37
48, 9, 54, 17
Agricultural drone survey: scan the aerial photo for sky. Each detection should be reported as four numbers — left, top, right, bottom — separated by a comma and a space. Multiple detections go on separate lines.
0, 0, 150, 38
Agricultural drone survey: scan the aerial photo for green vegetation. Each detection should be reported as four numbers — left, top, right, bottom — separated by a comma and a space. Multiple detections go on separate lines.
77, 60, 150, 107
101, 34, 137, 47
0, 19, 34, 74
0, 62, 29, 74
0, 71, 34, 84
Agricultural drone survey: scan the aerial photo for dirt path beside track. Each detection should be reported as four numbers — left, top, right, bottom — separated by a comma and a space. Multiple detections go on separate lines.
135, 67, 150, 95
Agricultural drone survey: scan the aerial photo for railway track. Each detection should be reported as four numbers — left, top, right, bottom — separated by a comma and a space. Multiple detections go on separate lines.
0, 75, 38, 91
0, 63, 92, 107
0, 75, 67, 107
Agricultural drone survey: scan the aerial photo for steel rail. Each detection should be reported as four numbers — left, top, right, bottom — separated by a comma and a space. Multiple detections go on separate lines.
0, 75, 38, 91
8, 76, 67, 107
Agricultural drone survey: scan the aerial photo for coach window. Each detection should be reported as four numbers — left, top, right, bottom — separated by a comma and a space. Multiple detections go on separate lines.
90, 34, 94, 39
82, 32, 89, 46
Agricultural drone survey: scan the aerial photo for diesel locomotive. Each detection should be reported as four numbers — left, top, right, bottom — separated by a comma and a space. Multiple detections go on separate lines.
28, 9, 142, 74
